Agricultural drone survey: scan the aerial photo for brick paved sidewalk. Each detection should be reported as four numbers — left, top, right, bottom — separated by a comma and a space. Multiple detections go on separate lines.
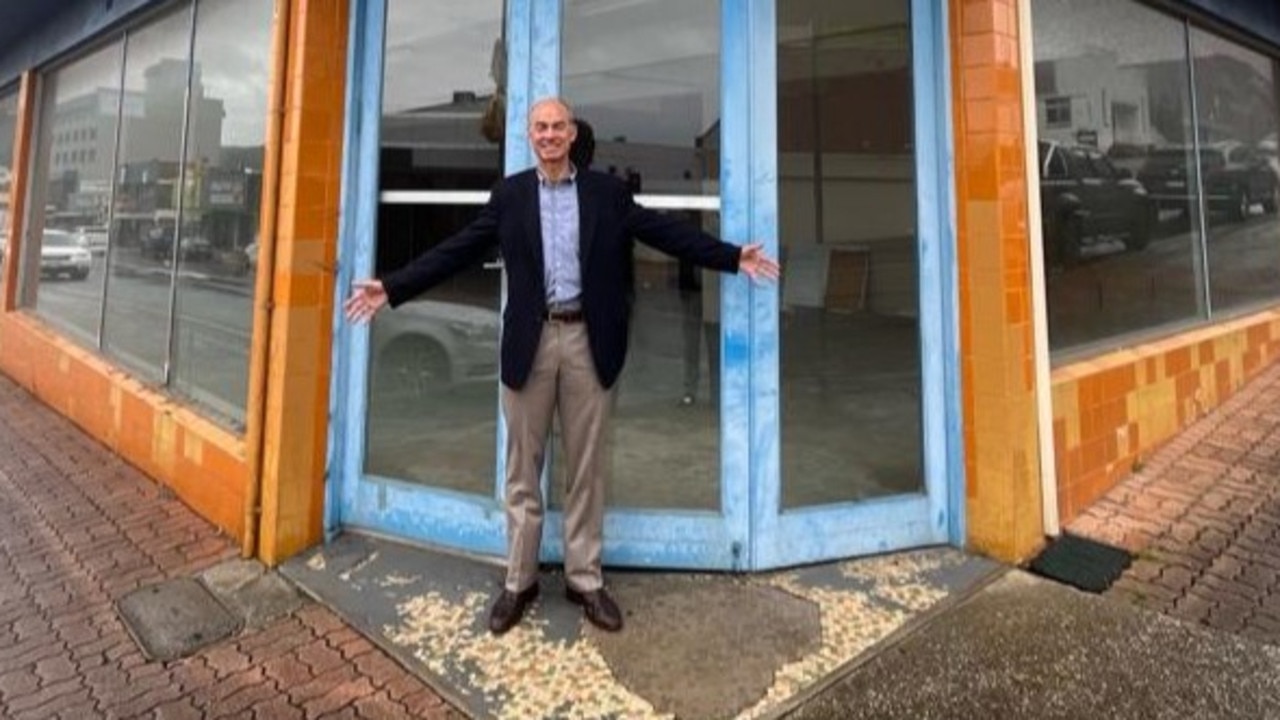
0, 375, 459, 720
1071, 361, 1280, 646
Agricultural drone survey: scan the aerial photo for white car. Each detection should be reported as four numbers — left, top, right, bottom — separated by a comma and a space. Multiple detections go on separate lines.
40, 229, 92, 281
370, 300, 500, 395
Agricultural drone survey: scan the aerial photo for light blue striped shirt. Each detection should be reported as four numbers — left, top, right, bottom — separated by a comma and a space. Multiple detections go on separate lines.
537, 166, 582, 308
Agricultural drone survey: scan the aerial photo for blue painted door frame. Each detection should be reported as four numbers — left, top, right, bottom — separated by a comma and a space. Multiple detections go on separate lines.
327, 0, 964, 570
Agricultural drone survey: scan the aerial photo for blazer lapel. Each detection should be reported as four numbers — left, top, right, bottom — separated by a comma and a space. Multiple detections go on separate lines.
522, 171, 545, 275
577, 171, 599, 268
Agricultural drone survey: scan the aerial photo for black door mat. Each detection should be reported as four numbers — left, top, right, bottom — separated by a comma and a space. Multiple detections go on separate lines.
1027, 533, 1134, 593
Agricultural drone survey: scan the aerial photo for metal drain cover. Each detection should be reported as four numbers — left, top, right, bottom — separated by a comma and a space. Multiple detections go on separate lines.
117, 577, 240, 661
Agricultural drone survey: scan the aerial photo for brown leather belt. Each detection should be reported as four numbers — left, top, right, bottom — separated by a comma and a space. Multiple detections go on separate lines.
545, 309, 584, 323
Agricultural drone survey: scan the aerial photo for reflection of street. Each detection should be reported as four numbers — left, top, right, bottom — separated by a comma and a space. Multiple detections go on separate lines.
34, 252, 253, 421
1048, 210, 1280, 350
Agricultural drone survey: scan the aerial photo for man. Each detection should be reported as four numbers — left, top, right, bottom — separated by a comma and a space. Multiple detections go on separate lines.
344, 98, 779, 635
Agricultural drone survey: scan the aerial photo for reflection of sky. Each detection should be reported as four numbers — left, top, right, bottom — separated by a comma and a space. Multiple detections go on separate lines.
382, 1, 503, 114
1032, 0, 1272, 76
193, 0, 273, 147
562, 0, 719, 147
47, 0, 272, 149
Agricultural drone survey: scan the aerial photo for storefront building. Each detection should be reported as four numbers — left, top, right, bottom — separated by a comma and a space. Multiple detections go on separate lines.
1, 0, 1278, 571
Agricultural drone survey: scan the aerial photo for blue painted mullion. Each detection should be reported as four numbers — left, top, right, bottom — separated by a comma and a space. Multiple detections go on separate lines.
720, 0, 755, 571
744, 0, 782, 570
329, 0, 387, 538
911, 0, 963, 545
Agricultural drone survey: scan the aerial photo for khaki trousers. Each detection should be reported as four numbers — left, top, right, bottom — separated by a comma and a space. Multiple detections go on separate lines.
501, 320, 612, 593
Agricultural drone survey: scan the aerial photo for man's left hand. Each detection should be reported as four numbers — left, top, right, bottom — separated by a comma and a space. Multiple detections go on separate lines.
739, 243, 781, 282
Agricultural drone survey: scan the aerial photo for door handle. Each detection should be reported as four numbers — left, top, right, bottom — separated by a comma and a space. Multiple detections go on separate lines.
483, 260, 504, 271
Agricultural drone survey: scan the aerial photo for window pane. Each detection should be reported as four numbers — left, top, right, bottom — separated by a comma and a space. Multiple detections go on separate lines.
777, 1, 923, 507
559, 0, 722, 511
562, 0, 720, 196
1, 90, 16, 281
170, 0, 274, 426
102, 7, 192, 382
379, 0, 505, 192
22, 43, 123, 346
1032, 0, 1206, 352
1191, 28, 1280, 313
364, 0, 506, 491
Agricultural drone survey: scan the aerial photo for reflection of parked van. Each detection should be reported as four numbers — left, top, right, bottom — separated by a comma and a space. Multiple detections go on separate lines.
1039, 141, 1154, 267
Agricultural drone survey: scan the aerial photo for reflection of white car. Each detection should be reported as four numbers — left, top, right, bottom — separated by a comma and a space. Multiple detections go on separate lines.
73, 226, 109, 255
370, 300, 500, 396
40, 230, 92, 281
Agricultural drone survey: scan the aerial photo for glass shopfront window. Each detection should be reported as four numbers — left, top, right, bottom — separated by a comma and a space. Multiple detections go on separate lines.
21, 41, 123, 345
171, 0, 274, 423
18, 0, 275, 428
1192, 28, 1280, 314
560, 0, 722, 510
1033, 0, 1280, 356
102, 6, 192, 381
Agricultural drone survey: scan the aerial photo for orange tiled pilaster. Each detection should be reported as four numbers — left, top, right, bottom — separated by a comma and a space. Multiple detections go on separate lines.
1052, 310, 1280, 523
255, 0, 348, 565
951, 0, 1045, 562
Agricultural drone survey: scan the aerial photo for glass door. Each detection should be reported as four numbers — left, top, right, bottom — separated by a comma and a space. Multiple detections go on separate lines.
747, 0, 955, 567
334, 0, 510, 555
548, 0, 748, 569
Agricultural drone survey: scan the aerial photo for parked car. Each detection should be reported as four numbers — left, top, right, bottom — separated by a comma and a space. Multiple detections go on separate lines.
1039, 141, 1154, 267
369, 300, 500, 397
40, 229, 92, 281
1138, 141, 1279, 221
72, 225, 109, 256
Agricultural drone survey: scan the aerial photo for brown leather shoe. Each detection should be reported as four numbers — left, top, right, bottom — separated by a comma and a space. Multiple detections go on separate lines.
566, 586, 623, 632
488, 584, 539, 635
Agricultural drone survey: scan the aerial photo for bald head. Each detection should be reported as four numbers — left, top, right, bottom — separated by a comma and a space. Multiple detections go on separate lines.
528, 97, 575, 125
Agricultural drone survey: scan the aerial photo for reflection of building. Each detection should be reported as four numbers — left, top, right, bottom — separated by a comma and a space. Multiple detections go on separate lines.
1035, 51, 1154, 151
47, 59, 225, 221
1036, 51, 1279, 156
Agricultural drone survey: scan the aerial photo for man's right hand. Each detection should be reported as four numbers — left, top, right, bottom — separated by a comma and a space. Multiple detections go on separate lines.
343, 279, 389, 324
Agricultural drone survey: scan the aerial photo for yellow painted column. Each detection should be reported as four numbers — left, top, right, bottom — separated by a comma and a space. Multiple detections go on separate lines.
256, 0, 348, 565
950, 0, 1045, 561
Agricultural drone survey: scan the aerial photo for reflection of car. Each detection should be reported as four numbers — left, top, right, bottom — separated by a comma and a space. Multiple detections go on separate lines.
1139, 142, 1279, 221
40, 229, 92, 280
141, 226, 213, 262
370, 300, 500, 396
73, 226, 109, 255
1039, 141, 1153, 267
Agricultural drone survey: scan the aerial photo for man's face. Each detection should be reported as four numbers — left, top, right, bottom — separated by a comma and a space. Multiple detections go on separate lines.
528, 101, 577, 166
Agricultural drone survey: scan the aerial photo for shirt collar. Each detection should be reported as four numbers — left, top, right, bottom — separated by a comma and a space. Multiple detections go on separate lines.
536, 163, 577, 187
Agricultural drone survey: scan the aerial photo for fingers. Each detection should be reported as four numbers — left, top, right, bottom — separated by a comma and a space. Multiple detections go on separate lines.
343, 279, 386, 324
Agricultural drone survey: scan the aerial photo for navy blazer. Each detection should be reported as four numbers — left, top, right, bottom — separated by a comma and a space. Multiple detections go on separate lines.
381, 168, 742, 390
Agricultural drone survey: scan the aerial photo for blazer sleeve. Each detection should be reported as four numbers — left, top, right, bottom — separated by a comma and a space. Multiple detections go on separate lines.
621, 192, 742, 274
380, 187, 503, 308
